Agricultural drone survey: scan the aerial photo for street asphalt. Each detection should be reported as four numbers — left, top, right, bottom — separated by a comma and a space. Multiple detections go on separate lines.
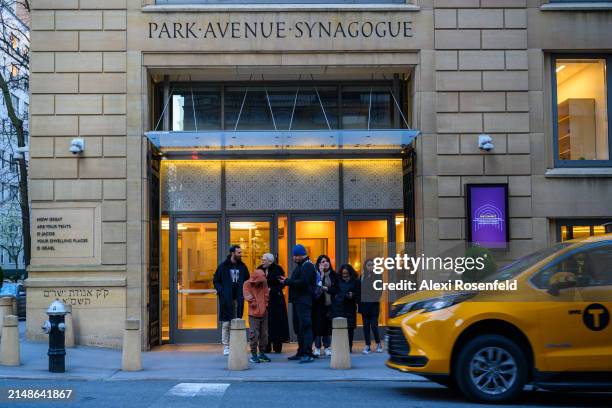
0, 379, 611, 408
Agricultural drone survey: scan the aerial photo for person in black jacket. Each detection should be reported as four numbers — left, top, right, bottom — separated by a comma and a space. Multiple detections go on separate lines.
333, 264, 361, 353
259, 253, 290, 353
359, 259, 383, 354
213, 245, 250, 356
279, 244, 317, 363
312, 255, 338, 357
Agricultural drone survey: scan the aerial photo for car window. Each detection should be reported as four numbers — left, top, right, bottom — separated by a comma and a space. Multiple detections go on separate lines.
532, 242, 612, 289
0, 283, 17, 296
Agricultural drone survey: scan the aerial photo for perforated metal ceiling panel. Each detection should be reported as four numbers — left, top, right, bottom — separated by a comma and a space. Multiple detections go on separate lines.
161, 161, 222, 212
343, 159, 403, 210
225, 160, 339, 211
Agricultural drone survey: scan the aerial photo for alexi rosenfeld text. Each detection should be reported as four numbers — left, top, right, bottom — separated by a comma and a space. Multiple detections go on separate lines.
370, 254, 518, 292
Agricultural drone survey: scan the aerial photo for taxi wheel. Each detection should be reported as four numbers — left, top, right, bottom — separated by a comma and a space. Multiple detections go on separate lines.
454, 335, 527, 403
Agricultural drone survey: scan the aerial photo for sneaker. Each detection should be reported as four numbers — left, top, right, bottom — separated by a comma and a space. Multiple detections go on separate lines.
362, 345, 371, 355
258, 353, 271, 362
223, 346, 230, 356
249, 353, 260, 363
299, 355, 315, 364
324, 348, 332, 357
376, 343, 384, 353
288, 353, 302, 361
313, 347, 321, 357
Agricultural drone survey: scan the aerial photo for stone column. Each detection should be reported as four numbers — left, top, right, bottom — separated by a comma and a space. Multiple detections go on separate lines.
121, 319, 142, 371
64, 304, 75, 348
0, 297, 12, 340
228, 318, 248, 371
0, 315, 20, 366
331, 317, 351, 370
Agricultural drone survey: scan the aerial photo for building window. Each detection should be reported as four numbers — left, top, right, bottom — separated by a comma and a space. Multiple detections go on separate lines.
156, 0, 405, 4
557, 219, 612, 242
168, 81, 404, 132
553, 55, 612, 167
9, 34, 17, 50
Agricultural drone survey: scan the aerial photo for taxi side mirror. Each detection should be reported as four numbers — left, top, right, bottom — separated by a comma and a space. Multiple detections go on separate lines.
547, 271, 577, 296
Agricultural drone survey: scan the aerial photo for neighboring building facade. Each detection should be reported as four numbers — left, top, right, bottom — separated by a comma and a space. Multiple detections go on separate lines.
27, 0, 612, 348
0, 1, 29, 276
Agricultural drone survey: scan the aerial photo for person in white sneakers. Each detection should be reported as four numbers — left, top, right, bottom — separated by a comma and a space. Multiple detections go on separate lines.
213, 245, 250, 356
359, 259, 383, 354
312, 255, 338, 358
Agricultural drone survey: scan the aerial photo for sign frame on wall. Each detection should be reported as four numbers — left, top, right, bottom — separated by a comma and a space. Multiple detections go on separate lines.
465, 184, 510, 249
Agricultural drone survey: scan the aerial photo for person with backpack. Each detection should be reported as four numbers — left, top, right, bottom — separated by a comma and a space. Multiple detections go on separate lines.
312, 255, 338, 357
243, 267, 271, 363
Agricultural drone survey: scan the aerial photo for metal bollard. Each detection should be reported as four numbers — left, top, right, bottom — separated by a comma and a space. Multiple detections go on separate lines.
0, 315, 20, 366
330, 317, 351, 370
0, 297, 12, 340
64, 304, 75, 348
228, 318, 248, 371
121, 319, 142, 371
42, 299, 68, 373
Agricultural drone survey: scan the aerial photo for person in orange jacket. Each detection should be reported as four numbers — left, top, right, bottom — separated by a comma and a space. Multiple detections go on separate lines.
243, 267, 270, 363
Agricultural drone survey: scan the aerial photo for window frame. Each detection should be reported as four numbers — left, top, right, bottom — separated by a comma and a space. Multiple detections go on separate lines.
556, 218, 612, 241
551, 53, 612, 168
155, 0, 405, 4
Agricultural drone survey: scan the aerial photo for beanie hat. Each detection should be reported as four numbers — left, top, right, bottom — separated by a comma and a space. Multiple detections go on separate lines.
292, 244, 307, 256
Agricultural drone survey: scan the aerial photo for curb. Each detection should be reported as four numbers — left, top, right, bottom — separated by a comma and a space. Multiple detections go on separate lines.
0, 374, 429, 383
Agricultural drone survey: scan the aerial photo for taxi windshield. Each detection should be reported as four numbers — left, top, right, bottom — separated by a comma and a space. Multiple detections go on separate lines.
484, 242, 572, 282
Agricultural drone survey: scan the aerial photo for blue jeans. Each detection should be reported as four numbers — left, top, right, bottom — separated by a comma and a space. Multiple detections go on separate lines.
314, 335, 330, 348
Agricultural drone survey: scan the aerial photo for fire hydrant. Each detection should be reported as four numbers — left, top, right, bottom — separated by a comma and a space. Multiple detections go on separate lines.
42, 299, 67, 373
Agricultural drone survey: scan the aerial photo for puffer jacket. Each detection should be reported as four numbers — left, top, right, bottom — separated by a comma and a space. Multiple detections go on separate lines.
243, 269, 270, 318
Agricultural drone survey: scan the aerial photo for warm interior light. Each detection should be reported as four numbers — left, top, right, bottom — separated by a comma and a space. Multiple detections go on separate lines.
231, 222, 257, 230
556, 65, 566, 73
161, 219, 169, 230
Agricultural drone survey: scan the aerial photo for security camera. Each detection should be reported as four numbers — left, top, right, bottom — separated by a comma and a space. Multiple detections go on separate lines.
478, 134, 494, 152
69, 138, 85, 155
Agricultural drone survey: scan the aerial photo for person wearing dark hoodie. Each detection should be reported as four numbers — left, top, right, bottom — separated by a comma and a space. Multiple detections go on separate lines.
279, 244, 317, 364
333, 264, 361, 353
213, 245, 250, 356
243, 267, 271, 363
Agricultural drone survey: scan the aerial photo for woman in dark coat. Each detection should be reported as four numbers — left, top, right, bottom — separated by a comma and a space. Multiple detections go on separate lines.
359, 259, 383, 354
312, 255, 339, 357
259, 253, 290, 353
332, 264, 361, 353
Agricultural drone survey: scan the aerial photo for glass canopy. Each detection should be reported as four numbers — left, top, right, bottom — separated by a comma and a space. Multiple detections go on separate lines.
145, 129, 420, 152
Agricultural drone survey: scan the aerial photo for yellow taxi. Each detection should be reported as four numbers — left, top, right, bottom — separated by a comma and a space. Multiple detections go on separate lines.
386, 234, 612, 403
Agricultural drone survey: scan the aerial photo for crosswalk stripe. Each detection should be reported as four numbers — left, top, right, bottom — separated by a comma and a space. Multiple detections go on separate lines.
166, 383, 230, 398
148, 383, 230, 408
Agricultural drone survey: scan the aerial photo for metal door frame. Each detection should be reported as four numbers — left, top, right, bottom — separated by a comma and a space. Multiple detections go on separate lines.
169, 216, 222, 343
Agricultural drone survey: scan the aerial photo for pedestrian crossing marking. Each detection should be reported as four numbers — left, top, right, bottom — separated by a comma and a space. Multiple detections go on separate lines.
165, 383, 230, 398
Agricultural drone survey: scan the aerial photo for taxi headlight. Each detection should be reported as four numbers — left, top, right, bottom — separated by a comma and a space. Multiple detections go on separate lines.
390, 293, 476, 318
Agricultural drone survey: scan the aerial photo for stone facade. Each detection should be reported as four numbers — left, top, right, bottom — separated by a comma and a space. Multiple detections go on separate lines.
27, 0, 612, 348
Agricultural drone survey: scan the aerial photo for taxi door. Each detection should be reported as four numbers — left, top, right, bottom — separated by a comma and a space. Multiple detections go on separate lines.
533, 241, 612, 372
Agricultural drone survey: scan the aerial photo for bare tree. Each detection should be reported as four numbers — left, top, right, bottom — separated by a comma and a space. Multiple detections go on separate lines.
0, 0, 29, 270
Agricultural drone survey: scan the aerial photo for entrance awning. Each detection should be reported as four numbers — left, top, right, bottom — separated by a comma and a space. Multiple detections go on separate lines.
144, 129, 420, 153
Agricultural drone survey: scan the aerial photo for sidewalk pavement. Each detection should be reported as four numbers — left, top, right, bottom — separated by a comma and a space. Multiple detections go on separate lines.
0, 322, 425, 382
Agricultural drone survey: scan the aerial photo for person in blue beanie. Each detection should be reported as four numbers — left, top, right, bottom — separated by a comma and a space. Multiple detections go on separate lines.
279, 244, 318, 363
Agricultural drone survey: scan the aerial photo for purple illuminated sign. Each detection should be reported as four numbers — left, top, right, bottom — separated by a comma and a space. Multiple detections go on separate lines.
466, 184, 509, 248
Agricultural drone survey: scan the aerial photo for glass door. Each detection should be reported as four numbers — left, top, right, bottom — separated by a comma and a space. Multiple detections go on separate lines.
171, 219, 221, 343
346, 217, 393, 326
292, 217, 338, 269
228, 218, 273, 273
